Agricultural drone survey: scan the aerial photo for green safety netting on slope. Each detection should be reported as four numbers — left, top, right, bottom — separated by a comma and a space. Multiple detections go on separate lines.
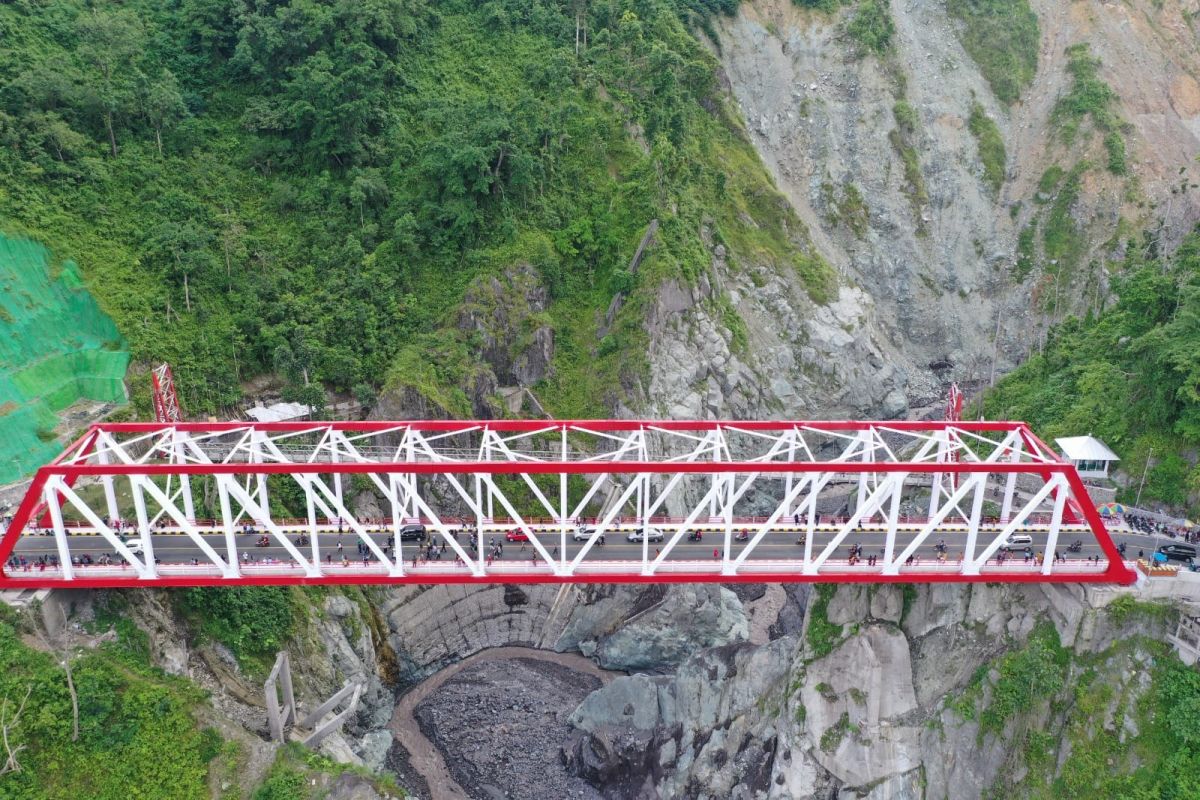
0, 233, 129, 484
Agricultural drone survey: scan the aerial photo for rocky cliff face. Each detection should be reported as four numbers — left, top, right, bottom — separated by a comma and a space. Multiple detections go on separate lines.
107, 574, 1179, 800
644, 0, 1200, 421
559, 582, 1174, 800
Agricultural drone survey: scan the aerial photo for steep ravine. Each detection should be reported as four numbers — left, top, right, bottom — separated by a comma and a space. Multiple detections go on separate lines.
102, 571, 1186, 799
367, 582, 1179, 800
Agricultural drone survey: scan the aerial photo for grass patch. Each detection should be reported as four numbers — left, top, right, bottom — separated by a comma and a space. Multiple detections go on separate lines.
968, 102, 1006, 193
176, 586, 298, 674
1054, 44, 1127, 174
806, 585, 845, 659
254, 742, 407, 799
889, 102, 928, 227
981, 622, 1069, 735
846, 0, 895, 55
822, 181, 870, 237
946, 0, 1039, 104
820, 712, 852, 752
1041, 162, 1087, 272
1014, 222, 1037, 280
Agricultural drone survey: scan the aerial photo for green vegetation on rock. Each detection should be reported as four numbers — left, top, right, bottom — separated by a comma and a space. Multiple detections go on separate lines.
806, 585, 844, 659
178, 586, 297, 673
1054, 44, 1127, 175
821, 181, 870, 237
946, 0, 1039, 104
888, 101, 928, 230
967, 102, 1006, 194
846, 0, 895, 56
984, 228, 1200, 511
253, 742, 406, 800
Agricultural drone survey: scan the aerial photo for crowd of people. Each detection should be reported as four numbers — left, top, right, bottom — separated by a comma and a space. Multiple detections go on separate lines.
1119, 513, 1199, 543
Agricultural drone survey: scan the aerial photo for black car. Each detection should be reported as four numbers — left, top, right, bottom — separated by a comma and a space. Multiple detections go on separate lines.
1157, 543, 1197, 563
398, 524, 427, 542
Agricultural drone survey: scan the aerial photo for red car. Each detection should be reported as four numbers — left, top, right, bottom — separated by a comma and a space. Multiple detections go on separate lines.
505, 529, 529, 542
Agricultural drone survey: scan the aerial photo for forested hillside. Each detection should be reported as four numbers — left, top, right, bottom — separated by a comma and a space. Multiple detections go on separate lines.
0, 0, 830, 419
984, 229, 1200, 513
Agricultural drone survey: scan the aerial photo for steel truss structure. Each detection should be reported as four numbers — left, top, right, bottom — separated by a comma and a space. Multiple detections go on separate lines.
150, 363, 182, 424
0, 420, 1136, 587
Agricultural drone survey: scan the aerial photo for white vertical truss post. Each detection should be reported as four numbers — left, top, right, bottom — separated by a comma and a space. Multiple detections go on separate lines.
130, 474, 158, 578
474, 472, 486, 573
305, 480, 321, 567
217, 477, 240, 577
173, 429, 196, 523
961, 472, 988, 567
804, 477, 818, 568
638, 429, 649, 571
482, 437, 494, 522
882, 472, 905, 567
856, 429, 871, 519
784, 433, 797, 520
1000, 437, 1023, 523
44, 480, 74, 580
560, 427, 569, 570
330, 438, 343, 519
250, 430, 270, 521
1042, 475, 1069, 575
929, 429, 946, 521
96, 446, 121, 526
719, 428, 734, 569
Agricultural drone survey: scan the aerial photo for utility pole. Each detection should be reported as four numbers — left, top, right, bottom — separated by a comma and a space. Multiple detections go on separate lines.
1135, 447, 1153, 508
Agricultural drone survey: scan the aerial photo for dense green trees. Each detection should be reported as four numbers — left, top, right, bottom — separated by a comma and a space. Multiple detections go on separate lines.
984, 229, 1200, 510
1, 0, 825, 417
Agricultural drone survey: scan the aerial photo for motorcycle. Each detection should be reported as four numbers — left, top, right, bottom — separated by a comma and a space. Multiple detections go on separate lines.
734, 530, 750, 542
256, 535, 271, 548
295, 534, 310, 547
1067, 540, 1082, 553
687, 530, 703, 542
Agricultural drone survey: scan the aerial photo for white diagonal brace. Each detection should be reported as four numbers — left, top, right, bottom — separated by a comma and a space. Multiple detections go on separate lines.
806, 472, 908, 574
967, 476, 1063, 572
218, 475, 321, 577
53, 478, 151, 577
133, 475, 235, 576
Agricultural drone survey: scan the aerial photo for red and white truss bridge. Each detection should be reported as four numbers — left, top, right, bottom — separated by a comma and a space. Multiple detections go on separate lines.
0, 420, 1136, 588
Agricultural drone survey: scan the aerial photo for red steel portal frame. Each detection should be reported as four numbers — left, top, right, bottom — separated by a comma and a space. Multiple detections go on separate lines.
0, 420, 1136, 588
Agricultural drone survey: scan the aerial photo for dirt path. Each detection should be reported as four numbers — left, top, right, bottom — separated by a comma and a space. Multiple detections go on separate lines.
388, 647, 615, 800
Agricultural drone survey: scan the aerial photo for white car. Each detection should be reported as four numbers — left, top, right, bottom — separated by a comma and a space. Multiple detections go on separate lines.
120, 539, 145, 555
573, 526, 605, 542
1003, 533, 1033, 550
626, 527, 665, 543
